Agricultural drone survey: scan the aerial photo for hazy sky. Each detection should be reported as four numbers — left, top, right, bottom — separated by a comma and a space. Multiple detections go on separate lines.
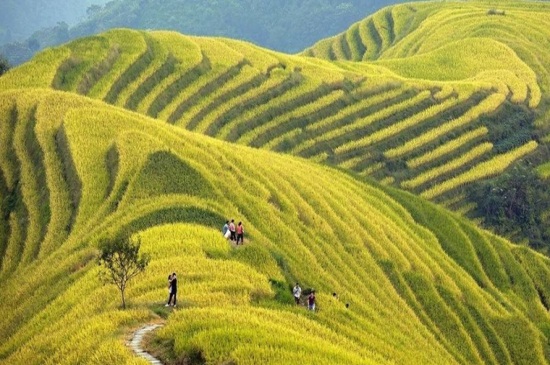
0, 0, 110, 43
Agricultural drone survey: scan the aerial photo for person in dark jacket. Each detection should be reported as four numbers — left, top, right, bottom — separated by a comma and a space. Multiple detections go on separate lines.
166, 272, 178, 307
308, 290, 316, 311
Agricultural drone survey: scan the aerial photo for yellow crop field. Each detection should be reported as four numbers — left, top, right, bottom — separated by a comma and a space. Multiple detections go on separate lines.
156, 38, 246, 124
421, 141, 538, 199
536, 162, 550, 179
238, 89, 345, 146
335, 93, 456, 155
0, 48, 71, 90
261, 128, 302, 150
0, 96, 17, 190
182, 65, 262, 131
199, 71, 289, 135
86, 29, 149, 100
317, 91, 432, 150
402, 142, 493, 189
113, 34, 169, 108
0, 88, 549, 364
300, 83, 404, 133
213, 69, 296, 139
388, 92, 506, 158
1, 1, 545, 208
403, 126, 489, 168
1, 2, 550, 360
298, 91, 430, 157
135, 32, 204, 115
375, 38, 537, 99
52, 35, 112, 92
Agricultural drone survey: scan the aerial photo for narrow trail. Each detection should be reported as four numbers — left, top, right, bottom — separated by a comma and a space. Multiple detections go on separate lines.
129, 324, 164, 364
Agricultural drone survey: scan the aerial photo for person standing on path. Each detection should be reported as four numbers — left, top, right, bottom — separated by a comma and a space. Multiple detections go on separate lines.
166, 272, 177, 307
222, 220, 230, 239
236, 221, 244, 245
308, 290, 316, 311
229, 219, 236, 242
292, 283, 302, 305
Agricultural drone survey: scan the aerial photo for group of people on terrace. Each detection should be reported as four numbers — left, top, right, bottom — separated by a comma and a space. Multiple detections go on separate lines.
163, 223, 351, 312
222, 219, 245, 245
293, 283, 349, 311
292, 283, 316, 311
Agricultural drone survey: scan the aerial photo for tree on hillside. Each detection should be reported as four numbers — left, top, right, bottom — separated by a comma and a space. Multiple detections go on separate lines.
98, 235, 150, 309
0, 54, 10, 76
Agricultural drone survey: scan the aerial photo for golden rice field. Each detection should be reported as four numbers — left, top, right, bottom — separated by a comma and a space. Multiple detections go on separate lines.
1, 1, 549, 211
1, 88, 550, 364
2, 1, 550, 363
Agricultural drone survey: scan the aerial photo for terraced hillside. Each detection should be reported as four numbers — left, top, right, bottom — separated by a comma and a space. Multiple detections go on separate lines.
1, 88, 550, 364
304, 1, 550, 179
301, 0, 550, 246
1, 8, 547, 215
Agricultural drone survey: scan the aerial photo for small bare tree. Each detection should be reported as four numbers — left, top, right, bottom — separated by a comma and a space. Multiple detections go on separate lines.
98, 235, 150, 309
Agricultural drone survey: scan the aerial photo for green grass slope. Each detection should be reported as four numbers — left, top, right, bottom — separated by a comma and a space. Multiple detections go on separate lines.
1, 88, 550, 364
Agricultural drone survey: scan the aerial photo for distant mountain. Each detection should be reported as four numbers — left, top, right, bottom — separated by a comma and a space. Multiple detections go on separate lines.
1, 0, 414, 65
0, 0, 110, 45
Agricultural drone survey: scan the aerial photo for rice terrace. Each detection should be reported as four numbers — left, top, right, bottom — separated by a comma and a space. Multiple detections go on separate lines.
2, 0, 550, 364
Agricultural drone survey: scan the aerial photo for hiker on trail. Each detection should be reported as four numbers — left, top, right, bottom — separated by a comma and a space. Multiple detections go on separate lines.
308, 290, 316, 311
166, 272, 177, 307
222, 220, 230, 239
229, 219, 236, 242
293, 283, 302, 305
236, 221, 244, 245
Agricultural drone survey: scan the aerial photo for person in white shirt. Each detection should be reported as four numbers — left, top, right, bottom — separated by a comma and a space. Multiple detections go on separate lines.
292, 283, 302, 305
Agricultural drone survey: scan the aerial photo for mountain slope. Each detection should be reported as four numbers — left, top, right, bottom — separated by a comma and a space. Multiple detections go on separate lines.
2, 2, 550, 248
303, 1, 550, 120
302, 0, 550, 248
1, 88, 550, 364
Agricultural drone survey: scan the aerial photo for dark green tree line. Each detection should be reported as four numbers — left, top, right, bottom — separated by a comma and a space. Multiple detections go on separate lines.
468, 164, 550, 252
